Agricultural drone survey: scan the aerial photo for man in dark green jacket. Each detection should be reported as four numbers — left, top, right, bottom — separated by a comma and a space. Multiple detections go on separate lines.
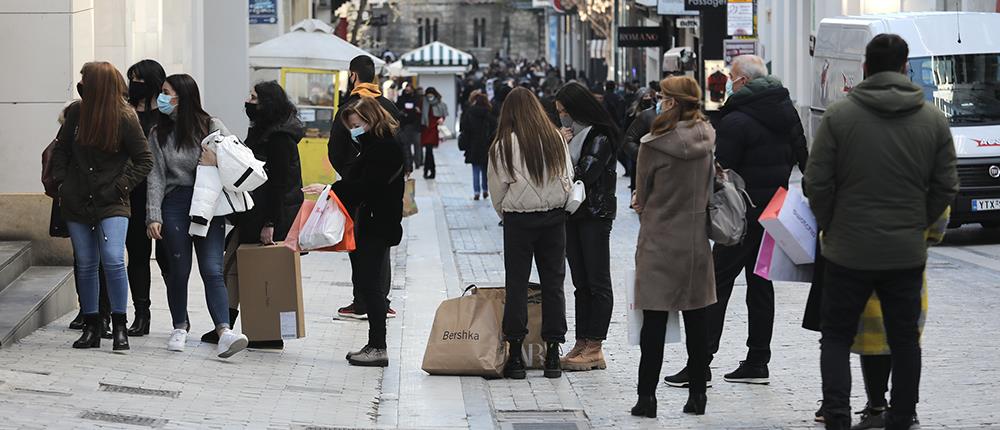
805, 34, 958, 430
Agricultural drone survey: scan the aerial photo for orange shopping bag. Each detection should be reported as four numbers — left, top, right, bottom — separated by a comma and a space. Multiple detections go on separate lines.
284, 188, 356, 253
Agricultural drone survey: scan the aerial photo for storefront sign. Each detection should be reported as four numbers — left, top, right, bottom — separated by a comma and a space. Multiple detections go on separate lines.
727, 0, 754, 36
249, 0, 277, 24
723, 39, 758, 66
658, 0, 699, 16
685, 0, 727, 11
676, 17, 700, 29
618, 26, 666, 48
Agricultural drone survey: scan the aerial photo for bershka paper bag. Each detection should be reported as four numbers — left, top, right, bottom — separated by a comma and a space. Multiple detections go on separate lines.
422, 286, 507, 378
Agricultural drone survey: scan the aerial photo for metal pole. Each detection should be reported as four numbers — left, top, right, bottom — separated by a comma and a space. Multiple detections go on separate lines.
612, 0, 620, 82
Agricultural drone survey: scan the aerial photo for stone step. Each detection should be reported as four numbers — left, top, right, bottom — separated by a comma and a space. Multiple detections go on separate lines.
0, 266, 76, 348
0, 241, 31, 295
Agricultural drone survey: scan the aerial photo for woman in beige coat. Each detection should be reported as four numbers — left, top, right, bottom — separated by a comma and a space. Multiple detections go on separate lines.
631, 76, 717, 418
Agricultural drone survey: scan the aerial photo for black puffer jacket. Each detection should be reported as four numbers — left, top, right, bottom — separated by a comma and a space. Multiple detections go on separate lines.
716, 76, 809, 206
459, 105, 496, 165
328, 93, 401, 180
331, 132, 406, 247
238, 115, 306, 243
572, 126, 618, 220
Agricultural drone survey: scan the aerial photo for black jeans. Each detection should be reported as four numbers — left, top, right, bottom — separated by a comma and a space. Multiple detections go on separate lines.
821, 261, 923, 426
566, 217, 614, 340
352, 238, 391, 349
423, 146, 436, 176
126, 187, 168, 316
705, 217, 774, 365
638, 308, 709, 396
350, 215, 391, 314
861, 354, 892, 409
502, 210, 567, 343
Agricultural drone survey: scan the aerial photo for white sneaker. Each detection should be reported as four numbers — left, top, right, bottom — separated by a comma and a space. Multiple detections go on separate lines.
167, 329, 188, 352
216, 329, 249, 359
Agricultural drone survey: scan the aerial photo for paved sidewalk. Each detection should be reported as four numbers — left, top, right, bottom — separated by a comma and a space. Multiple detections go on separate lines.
1, 141, 999, 429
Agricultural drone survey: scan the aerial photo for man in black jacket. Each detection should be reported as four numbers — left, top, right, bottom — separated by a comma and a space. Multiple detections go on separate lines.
396, 85, 422, 171
328, 55, 402, 321
665, 55, 809, 387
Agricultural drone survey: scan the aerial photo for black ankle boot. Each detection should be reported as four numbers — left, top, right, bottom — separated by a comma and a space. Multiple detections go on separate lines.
683, 391, 707, 415
72, 314, 102, 349
504, 339, 526, 379
69, 312, 85, 330
127, 310, 150, 337
201, 308, 238, 344
631, 395, 657, 418
99, 315, 112, 340
110, 313, 129, 351
544, 341, 562, 378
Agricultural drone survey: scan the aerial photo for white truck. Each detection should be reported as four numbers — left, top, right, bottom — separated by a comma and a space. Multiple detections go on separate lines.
811, 12, 1000, 227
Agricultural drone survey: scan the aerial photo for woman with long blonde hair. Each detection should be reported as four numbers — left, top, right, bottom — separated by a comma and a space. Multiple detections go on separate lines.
488, 87, 574, 379
631, 76, 717, 417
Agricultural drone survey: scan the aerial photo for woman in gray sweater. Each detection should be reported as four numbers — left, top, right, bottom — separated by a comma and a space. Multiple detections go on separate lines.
146, 74, 248, 359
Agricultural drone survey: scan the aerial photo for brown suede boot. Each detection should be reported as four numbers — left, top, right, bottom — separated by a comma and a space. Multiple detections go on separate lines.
564, 340, 607, 371
560, 339, 588, 365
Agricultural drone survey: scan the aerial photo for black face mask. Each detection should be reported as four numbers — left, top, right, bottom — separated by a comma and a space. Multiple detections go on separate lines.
245, 102, 259, 123
128, 81, 152, 105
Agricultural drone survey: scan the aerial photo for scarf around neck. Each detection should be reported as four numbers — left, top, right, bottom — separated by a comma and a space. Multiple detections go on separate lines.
421, 96, 449, 127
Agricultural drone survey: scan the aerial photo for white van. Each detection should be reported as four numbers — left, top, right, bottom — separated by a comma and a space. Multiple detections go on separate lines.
811, 12, 1000, 228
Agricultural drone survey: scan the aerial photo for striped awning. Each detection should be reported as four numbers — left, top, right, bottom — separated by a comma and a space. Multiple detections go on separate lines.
400, 41, 473, 68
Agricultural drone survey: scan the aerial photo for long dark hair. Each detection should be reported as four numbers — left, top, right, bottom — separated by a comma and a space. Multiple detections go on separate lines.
156, 74, 211, 150
126, 59, 166, 111
491, 87, 566, 185
425, 87, 442, 99
554, 82, 622, 144
78, 62, 132, 153
253, 81, 297, 127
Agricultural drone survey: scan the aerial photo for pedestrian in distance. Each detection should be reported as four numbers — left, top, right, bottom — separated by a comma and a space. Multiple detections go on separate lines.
124, 59, 171, 337
488, 87, 573, 380
630, 76, 717, 418
805, 33, 958, 430
420, 87, 448, 179
304, 96, 406, 368
623, 87, 657, 194
554, 82, 621, 372
146, 73, 249, 359
459, 91, 497, 201
50, 62, 153, 352
328, 55, 400, 322
396, 84, 423, 172
199, 81, 305, 350
664, 54, 809, 388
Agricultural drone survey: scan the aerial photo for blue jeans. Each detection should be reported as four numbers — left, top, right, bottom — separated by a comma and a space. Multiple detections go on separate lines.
161, 187, 230, 329
472, 163, 488, 194
67, 217, 130, 315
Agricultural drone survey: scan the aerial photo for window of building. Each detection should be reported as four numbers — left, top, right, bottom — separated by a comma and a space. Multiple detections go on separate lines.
473, 18, 487, 48
418, 18, 425, 45
432, 18, 439, 42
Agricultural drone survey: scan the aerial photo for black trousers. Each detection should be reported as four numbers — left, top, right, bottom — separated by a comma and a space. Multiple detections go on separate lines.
350, 213, 392, 314
638, 308, 709, 396
423, 146, 436, 176
566, 217, 614, 340
861, 354, 892, 409
502, 210, 567, 343
821, 261, 923, 426
352, 238, 391, 349
126, 185, 168, 316
705, 217, 774, 365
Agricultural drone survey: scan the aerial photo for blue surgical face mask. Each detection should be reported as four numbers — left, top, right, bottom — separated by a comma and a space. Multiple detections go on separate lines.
655, 101, 663, 115
157, 93, 176, 115
349, 126, 366, 142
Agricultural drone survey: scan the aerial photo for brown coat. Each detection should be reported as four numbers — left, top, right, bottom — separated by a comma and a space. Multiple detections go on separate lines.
634, 120, 717, 311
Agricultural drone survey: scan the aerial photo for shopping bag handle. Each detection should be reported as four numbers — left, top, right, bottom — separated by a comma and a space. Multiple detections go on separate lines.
463, 284, 478, 296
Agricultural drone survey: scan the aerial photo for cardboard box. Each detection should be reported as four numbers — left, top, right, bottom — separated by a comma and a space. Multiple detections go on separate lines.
237, 244, 305, 341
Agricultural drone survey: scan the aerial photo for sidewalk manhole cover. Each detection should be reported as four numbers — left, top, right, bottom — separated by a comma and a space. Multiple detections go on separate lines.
79, 411, 167, 428
496, 410, 590, 430
99, 383, 180, 398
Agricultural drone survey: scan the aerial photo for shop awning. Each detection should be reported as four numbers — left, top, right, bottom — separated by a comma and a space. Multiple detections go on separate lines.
249, 19, 384, 71
400, 41, 473, 68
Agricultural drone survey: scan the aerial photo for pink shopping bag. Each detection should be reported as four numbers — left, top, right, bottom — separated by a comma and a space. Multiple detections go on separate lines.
754, 231, 813, 283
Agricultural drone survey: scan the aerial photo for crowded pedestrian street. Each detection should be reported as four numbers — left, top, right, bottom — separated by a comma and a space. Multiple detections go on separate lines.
0, 145, 996, 429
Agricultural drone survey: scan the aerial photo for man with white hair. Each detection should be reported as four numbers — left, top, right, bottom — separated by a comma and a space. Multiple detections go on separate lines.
664, 54, 809, 387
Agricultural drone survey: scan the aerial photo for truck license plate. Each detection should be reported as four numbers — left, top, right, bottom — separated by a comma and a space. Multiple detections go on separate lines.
972, 199, 1000, 212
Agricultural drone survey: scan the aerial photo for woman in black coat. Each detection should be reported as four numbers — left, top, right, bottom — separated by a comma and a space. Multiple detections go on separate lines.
304, 96, 405, 368
459, 91, 497, 200
553, 82, 622, 371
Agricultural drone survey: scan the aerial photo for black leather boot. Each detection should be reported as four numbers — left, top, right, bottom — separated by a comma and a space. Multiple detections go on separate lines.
110, 313, 129, 351
72, 314, 102, 349
543, 341, 562, 378
100, 315, 112, 340
631, 395, 657, 418
127, 309, 150, 336
683, 391, 707, 415
69, 312, 85, 330
201, 308, 238, 344
504, 339, 526, 380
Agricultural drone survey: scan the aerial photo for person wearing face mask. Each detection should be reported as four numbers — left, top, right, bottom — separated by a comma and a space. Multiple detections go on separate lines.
395, 84, 423, 172
146, 74, 250, 359
662, 55, 809, 388
327, 55, 401, 322
304, 97, 406, 367
622, 88, 658, 196
420, 87, 448, 179
122, 59, 170, 337
198, 81, 305, 350
553, 82, 621, 372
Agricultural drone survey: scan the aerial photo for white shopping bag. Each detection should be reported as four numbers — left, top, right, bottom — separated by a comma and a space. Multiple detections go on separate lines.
754, 231, 814, 283
758, 186, 818, 265
626, 270, 681, 346
298, 185, 347, 251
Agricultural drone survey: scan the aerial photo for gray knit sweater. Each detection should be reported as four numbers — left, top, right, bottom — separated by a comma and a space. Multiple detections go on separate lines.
146, 118, 229, 225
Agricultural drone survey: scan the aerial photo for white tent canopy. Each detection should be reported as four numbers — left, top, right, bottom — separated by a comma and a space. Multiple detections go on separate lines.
249, 19, 383, 71
388, 60, 416, 77
400, 41, 473, 72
